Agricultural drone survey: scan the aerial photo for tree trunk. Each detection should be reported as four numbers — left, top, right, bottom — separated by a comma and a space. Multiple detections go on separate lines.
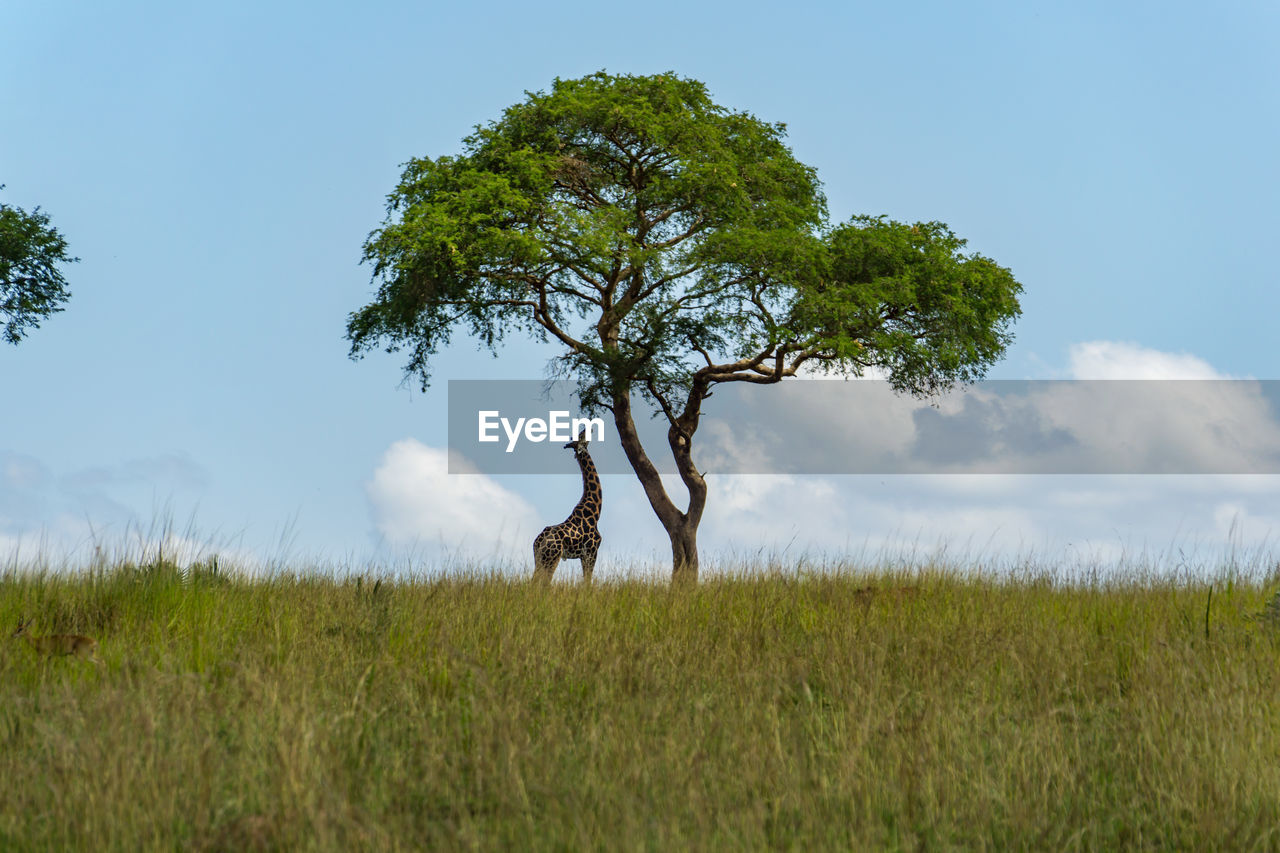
668, 519, 699, 584
610, 388, 705, 583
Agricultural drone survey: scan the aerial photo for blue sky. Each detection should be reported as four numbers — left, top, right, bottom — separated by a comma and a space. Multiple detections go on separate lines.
3, 2, 1279, 574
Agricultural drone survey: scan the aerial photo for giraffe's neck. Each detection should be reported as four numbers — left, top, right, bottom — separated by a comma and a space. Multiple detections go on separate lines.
569, 451, 602, 523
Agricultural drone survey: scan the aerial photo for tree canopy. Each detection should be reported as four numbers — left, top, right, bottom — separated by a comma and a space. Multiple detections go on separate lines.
348, 71, 1022, 580
0, 187, 77, 345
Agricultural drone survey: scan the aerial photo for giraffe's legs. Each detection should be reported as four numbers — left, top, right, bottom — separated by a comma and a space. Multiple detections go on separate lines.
534, 560, 559, 583
532, 533, 562, 583
580, 549, 596, 583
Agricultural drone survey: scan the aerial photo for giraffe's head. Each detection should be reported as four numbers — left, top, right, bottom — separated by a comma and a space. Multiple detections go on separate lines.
564, 433, 590, 459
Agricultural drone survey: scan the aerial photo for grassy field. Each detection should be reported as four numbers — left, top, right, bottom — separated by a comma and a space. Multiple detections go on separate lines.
2, 559, 1280, 851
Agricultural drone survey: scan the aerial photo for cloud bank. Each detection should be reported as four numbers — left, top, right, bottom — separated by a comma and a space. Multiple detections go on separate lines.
365, 439, 540, 563
677, 342, 1280, 573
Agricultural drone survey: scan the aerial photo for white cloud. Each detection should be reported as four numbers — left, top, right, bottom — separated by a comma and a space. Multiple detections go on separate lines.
366, 439, 540, 560
1211, 500, 1276, 546
681, 471, 1280, 576
695, 420, 785, 475
797, 361, 892, 381
666, 340, 1280, 574
697, 339, 1280, 476
347, 344, 1280, 577
1014, 342, 1278, 475
1067, 340, 1232, 380
703, 474, 843, 546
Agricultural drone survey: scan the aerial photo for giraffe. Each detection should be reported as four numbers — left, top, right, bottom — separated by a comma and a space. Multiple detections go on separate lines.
533, 433, 602, 582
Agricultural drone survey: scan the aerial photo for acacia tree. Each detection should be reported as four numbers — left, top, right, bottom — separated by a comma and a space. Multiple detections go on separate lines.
0, 187, 77, 344
348, 72, 1022, 581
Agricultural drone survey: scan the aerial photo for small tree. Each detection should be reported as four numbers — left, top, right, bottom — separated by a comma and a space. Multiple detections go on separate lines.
0, 187, 77, 344
348, 72, 1022, 581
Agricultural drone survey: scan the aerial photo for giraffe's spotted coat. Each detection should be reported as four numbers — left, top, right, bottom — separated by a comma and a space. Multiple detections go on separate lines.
533, 435, 602, 582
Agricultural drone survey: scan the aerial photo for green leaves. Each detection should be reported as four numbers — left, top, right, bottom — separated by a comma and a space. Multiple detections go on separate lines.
0, 188, 77, 345
348, 71, 1021, 403
792, 216, 1023, 394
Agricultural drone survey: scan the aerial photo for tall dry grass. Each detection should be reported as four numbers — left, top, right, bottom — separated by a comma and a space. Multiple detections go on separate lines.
2, 558, 1279, 850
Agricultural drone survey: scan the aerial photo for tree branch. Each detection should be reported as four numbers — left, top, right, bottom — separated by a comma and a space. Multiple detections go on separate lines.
645, 215, 707, 250
688, 336, 715, 368
644, 378, 681, 430
527, 291, 593, 355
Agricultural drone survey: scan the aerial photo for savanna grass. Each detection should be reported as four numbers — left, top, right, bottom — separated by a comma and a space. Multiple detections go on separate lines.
2, 559, 1280, 850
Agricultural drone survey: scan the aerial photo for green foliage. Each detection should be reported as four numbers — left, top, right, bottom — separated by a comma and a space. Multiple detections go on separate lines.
348, 71, 1021, 405
0, 186, 77, 345
3, 563, 1280, 849
795, 216, 1022, 394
